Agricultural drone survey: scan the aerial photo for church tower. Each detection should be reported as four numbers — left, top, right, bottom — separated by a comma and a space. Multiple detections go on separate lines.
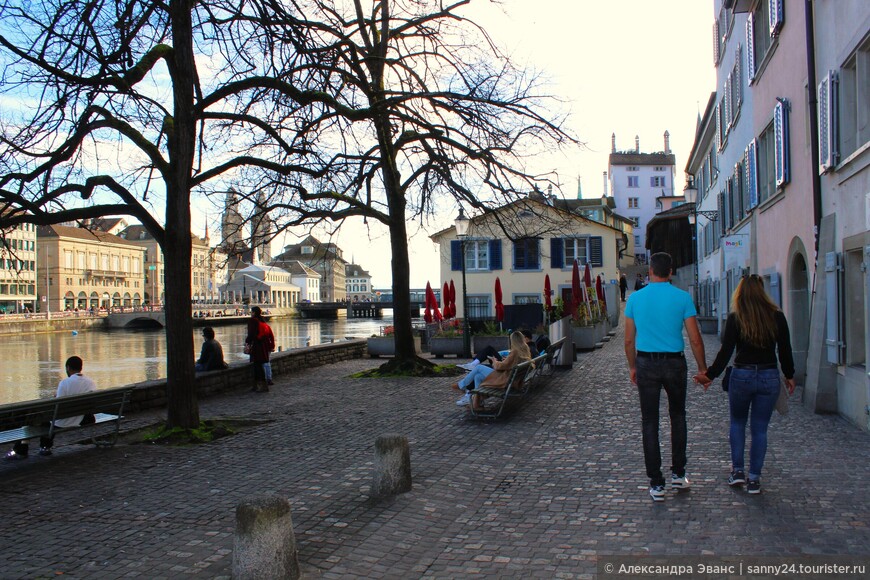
251, 190, 273, 264
221, 189, 246, 257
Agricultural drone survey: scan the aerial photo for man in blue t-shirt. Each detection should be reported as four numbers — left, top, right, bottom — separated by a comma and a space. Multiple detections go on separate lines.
624, 253, 707, 502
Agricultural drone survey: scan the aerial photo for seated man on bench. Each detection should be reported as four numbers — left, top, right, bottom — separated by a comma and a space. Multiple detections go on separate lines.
5, 356, 96, 460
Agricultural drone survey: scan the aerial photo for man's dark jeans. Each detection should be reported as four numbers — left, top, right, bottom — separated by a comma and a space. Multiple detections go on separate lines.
636, 357, 688, 487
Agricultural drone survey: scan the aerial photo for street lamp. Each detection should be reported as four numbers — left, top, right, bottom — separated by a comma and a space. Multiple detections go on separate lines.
455, 207, 471, 358
683, 180, 718, 311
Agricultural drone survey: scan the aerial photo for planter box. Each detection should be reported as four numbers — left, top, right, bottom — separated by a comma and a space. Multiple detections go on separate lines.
366, 336, 421, 358
472, 335, 510, 356
548, 316, 573, 368
572, 325, 601, 351
429, 337, 466, 358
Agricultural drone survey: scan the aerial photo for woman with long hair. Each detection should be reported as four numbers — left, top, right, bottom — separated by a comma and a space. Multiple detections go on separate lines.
451, 330, 532, 411
694, 275, 796, 494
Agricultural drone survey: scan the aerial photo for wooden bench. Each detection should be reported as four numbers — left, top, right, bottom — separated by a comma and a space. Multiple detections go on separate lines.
0, 387, 134, 451
540, 336, 567, 376
468, 354, 548, 419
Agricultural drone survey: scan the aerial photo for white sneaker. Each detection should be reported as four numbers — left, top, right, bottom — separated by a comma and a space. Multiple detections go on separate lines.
671, 473, 691, 490
455, 393, 471, 406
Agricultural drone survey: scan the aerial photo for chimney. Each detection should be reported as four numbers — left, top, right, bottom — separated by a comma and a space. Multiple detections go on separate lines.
611, 133, 616, 153
664, 130, 671, 154
635, 135, 640, 153
603, 171, 609, 197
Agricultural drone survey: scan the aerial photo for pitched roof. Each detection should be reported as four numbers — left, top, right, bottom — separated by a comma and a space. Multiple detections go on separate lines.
38, 224, 140, 247
609, 152, 676, 166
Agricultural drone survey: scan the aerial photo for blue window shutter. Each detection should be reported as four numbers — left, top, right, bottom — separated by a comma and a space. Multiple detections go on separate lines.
590, 237, 603, 267
825, 252, 844, 364
769, 272, 781, 307
450, 240, 461, 271
769, 0, 784, 37
774, 100, 790, 188
746, 15, 756, 82
746, 139, 758, 209
551, 238, 564, 268
489, 239, 502, 271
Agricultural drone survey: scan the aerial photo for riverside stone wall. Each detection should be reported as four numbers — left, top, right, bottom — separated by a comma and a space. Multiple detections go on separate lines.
126, 339, 367, 412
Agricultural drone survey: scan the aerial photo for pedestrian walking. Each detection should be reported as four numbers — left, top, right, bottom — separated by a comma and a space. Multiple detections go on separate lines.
245, 306, 273, 392
634, 273, 645, 291
619, 273, 628, 301
624, 252, 707, 502
693, 274, 795, 494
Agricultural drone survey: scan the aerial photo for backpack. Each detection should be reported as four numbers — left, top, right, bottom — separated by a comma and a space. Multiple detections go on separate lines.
258, 322, 275, 352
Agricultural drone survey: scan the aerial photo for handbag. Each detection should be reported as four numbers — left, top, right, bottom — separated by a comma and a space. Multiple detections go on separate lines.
721, 366, 733, 392
775, 379, 789, 415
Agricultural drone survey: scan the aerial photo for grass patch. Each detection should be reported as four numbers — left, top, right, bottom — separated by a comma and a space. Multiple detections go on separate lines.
127, 418, 270, 446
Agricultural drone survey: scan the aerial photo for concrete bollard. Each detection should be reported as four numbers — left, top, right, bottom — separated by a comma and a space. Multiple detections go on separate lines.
232, 494, 300, 580
371, 434, 412, 498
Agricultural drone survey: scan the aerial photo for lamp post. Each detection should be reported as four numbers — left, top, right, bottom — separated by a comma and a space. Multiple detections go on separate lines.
683, 180, 718, 312
455, 208, 471, 358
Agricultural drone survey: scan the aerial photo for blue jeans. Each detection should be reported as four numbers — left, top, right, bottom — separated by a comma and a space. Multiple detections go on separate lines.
728, 367, 780, 480
458, 365, 494, 390
636, 357, 688, 487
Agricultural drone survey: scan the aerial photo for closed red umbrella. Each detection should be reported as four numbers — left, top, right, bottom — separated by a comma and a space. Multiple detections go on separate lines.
442, 282, 450, 319
544, 274, 552, 313
571, 259, 582, 313
584, 262, 593, 288
595, 275, 604, 301
494, 277, 504, 322
431, 287, 443, 322
424, 281, 433, 323
449, 280, 457, 318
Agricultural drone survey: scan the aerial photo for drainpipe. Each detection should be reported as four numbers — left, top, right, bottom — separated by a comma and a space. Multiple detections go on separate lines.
805, 0, 822, 266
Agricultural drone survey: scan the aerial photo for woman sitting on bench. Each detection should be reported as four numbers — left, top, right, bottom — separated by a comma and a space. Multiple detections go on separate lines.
450, 331, 533, 410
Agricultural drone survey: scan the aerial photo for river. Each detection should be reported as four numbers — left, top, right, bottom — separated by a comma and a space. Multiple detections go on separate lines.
1, 315, 394, 405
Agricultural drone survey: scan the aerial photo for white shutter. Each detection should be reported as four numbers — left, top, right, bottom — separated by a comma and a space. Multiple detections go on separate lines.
825, 252, 844, 365
713, 21, 721, 65
769, 0, 784, 37
746, 15, 756, 83
774, 99, 790, 188
735, 45, 742, 107
818, 70, 839, 173
745, 139, 758, 209
724, 74, 732, 129
715, 102, 722, 150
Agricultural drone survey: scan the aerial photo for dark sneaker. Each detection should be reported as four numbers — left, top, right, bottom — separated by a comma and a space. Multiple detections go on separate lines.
648, 485, 665, 502
38, 448, 53, 457
728, 469, 746, 486
4, 450, 27, 461
747, 480, 761, 494
671, 473, 690, 490
266, 380, 275, 386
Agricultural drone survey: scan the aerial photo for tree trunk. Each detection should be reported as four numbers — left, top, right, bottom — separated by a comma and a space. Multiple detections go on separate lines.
163, 1, 199, 428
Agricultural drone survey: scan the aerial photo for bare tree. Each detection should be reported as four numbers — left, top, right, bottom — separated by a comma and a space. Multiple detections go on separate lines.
0, 0, 334, 427
233, 0, 579, 372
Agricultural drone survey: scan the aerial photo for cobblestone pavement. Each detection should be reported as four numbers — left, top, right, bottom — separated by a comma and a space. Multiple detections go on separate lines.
1, 322, 869, 579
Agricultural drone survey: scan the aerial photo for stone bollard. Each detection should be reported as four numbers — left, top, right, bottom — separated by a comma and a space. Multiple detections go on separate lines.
371, 434, 412, 498
232, 494, 300, 580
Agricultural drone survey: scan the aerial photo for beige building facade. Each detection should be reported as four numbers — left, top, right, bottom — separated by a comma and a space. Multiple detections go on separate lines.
37, 225, 146, 312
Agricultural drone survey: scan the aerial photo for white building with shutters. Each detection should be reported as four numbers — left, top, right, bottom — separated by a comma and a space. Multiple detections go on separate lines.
804, 0, 870, 432
429, 193, 623, 322
607, 133, 676, 265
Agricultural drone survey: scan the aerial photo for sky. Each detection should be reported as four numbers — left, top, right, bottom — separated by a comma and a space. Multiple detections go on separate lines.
192, 0, 717, 290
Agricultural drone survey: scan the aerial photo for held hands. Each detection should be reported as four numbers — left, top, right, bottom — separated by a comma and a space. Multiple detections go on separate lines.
785, 377, 796, 395
693, 371, 712, 391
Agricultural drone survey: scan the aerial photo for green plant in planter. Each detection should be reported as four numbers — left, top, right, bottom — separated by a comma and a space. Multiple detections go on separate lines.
552, 297, 565, 320
477, 320, 509, 336
433, 319, 464, 337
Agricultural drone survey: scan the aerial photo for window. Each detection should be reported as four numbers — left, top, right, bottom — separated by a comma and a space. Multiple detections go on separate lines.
844, 249, 865, 365
627, 176, 639, 188
654, 166, 665, 172
837, 39, 870, 161
628, 197, 639, 209
634, 235, 640, 245
756, 123, 776, 204
451, 239, 502, 271
467, 295, 490, 320
64, 251, 73, 268
651, 176, 666, 187
747, 1, 779, 82
513, 295, 541, 305
551, 236, 603, 268
627, 166, 639, 171
513, 238, 540, 270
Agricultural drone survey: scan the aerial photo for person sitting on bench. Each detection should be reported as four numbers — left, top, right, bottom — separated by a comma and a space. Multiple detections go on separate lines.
450, 331, 534, 408
458, 329, 540, 372
5, 356, 96, 460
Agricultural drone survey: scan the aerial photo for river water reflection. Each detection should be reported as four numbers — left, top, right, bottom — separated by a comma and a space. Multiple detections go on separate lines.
1, 316, 394, 405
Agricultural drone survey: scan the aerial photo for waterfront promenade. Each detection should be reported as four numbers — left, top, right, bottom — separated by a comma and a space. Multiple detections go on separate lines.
1, 323, 868, 578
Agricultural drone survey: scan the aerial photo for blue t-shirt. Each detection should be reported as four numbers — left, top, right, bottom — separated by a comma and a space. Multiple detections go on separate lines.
625, 282, 697, 353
